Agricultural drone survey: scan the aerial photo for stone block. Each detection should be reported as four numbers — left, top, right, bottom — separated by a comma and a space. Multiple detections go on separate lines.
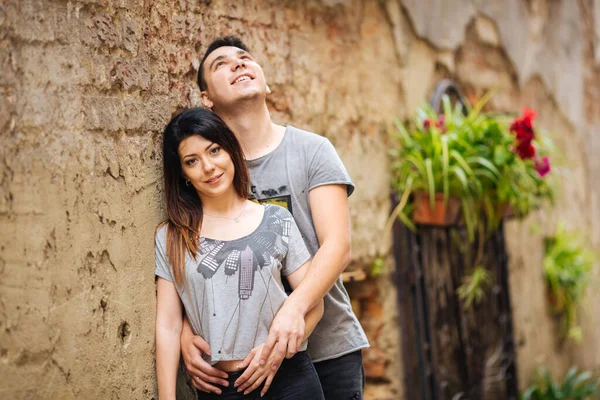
80, 12, 120, 49
82, 95, 123, 131
111, 59, 151, 91
120, 16, 139, 54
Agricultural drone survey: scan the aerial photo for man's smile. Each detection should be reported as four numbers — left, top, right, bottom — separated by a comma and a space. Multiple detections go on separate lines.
231, 73, 254, 85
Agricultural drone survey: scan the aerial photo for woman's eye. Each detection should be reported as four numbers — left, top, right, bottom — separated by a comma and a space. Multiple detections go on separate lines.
210, 147, 221, 155
216, 61, 225, 68
185, 158, 197, 166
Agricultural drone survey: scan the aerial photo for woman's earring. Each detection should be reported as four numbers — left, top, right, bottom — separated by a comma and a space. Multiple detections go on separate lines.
185, 180, 192, 187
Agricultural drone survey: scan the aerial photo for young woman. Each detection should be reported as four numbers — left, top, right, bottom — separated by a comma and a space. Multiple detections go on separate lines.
154, 108, 325, 400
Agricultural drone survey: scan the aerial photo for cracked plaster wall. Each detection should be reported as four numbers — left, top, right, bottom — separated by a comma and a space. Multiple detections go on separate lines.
1, 0, 599, 399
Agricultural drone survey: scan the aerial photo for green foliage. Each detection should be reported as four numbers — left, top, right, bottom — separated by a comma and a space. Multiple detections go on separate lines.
390, 94, 555, 240
371, 256, 385, 277
457, 265, 492, 309
543, 224, 597, 341
522, 367, 599, 400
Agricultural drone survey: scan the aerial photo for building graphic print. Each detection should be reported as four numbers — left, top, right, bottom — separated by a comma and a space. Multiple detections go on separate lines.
239, 246, 255, 300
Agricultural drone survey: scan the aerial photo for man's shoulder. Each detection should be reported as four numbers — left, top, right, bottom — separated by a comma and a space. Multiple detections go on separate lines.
285, 125, 329, 148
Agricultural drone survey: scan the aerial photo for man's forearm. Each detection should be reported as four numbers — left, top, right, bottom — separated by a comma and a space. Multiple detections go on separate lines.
302, 299, 324, 341
287, 239, 350, 314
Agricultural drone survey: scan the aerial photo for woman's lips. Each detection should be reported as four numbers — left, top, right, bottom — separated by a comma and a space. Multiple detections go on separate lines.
204, 173, 223, 185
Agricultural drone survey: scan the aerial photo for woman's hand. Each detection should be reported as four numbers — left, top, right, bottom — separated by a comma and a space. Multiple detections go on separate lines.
234, 343, 280, 397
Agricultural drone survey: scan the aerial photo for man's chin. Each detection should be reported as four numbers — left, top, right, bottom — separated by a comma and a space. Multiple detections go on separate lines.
230, 91, 267, 105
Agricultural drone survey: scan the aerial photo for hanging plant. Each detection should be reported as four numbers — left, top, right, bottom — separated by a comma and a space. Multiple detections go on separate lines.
543, 223, 597, 342
389, 95, 555, 241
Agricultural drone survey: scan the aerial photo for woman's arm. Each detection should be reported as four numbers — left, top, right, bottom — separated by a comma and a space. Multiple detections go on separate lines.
156, 277, 184, 400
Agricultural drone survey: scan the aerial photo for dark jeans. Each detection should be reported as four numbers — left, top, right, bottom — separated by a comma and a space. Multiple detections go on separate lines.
197, 351, 324, 400
314, 350, 365, 400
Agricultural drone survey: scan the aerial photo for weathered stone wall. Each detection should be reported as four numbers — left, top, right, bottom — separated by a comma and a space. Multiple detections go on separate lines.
1, 0, 598, 399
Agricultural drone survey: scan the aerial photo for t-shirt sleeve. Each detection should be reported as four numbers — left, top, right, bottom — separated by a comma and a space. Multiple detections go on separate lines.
282, 216, 311, 276
307, 138, 355, 197
155, 228, 174, 282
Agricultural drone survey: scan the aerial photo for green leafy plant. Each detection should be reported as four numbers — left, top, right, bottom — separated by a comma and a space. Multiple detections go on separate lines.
457, 265, 492, 309
522, 367, 599, 400
389, 95, 555, 240
543, 224, 597, 341
391, 94, 501, 241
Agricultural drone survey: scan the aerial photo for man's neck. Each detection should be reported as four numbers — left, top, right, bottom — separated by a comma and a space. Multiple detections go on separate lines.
215, 102, 284, 160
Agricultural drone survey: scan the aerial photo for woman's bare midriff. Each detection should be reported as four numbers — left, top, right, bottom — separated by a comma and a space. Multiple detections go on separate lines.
215, 360, 246, 372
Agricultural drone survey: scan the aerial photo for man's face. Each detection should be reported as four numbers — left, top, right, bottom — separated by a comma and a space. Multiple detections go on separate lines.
201, 46, 268, 109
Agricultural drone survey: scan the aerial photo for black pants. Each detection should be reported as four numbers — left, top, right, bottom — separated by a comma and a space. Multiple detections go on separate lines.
197, 351, 324, 400
313, 350, 365, 400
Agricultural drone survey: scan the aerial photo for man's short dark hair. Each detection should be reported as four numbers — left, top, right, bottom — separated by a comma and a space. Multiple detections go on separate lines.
197, 36, 251, 91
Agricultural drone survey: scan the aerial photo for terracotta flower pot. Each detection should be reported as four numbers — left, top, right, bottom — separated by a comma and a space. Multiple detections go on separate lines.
413, 192, 461, 226
500, 203, 515, 219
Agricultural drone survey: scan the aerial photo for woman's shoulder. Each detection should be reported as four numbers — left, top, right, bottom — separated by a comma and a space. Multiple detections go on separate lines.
262, 203, 294, 221
154, 221, 170, 245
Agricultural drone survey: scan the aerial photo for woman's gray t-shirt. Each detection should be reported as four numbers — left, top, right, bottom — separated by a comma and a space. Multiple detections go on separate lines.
155, 204, 310, 364
246, 125, 369, 362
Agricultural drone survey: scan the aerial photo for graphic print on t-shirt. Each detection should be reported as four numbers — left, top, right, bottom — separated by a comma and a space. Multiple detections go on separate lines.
195, 206, 292, 354
249, 184, 293, 214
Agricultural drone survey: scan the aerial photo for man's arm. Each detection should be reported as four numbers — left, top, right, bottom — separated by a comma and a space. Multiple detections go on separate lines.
259, 184, 350, 367
180, 316, 229, 394
233, 260, 325, 396
155, 278, 184, 400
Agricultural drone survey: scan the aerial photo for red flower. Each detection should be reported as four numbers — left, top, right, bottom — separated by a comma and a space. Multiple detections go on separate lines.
510, 120, 535, 142
522, 107, 537, 124
510, 107, 538, 159
516, 141, 536, 159
535, 156, 551, 177
423, 116, 446, 133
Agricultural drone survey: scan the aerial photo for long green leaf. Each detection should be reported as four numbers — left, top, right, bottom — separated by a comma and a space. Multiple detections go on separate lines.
450, 150, 474, 176
466, 156, 501, 178
425, 158, 435, 207
442, 136, 449, 205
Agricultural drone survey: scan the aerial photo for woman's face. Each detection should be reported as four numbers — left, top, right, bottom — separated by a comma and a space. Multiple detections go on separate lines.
178, 134, 236, 200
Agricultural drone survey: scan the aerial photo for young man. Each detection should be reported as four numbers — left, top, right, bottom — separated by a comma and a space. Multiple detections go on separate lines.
179, 36, 369, 399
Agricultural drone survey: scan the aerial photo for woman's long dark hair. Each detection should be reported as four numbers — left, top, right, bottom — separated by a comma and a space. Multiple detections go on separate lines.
160, 108, 250, 286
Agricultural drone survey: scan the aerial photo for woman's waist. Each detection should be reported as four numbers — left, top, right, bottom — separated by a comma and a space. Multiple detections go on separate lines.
215, 359, 246, 372
215, 351, 313, 375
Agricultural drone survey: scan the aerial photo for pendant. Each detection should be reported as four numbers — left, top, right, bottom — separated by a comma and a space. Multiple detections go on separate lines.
234, 217, 240, 223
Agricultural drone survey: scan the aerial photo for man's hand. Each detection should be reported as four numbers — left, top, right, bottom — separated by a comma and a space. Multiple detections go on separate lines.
234, 343, 281, 397
258, 302, 305, 371
181, 331, 229, 394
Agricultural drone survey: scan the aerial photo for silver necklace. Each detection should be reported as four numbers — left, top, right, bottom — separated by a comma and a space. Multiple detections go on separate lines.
203, 201, 247, 223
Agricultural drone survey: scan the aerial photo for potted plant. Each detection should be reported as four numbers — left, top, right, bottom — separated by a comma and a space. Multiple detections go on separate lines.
391, 94, 502, 241
389, 96, 555, 240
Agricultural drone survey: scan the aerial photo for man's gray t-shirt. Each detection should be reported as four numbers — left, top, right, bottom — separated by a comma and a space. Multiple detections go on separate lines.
247, 125, 369, 362
155, 204, 310, 364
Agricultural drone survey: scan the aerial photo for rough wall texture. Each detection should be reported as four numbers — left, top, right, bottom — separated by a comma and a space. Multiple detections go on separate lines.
1, 0, 599, 399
